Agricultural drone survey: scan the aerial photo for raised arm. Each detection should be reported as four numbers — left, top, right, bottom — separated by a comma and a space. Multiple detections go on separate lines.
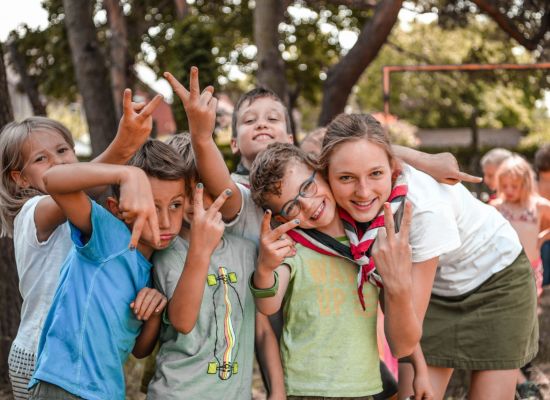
393, 145, 482, 185
33, 90, 162, 242
372, 202, 422, 358
43, 163, 159, 247
252, 211, 298, 315
167, 185, 231, 333
164, 68, 242, 220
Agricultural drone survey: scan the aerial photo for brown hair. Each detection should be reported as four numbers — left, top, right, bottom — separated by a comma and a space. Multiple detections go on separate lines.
534, 144, 550, 176
112, 139, 187, 199
165, 132, 201, 197
250, 142, 317, 208
232, 87, 292, 138
318, 113, 395, 175
496, 154, 536, 206
0, 117, 75, 237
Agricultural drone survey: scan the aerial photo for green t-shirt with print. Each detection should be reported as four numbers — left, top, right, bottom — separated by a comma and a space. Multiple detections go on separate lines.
281, 243, 382, 397
147, 234, 257, 400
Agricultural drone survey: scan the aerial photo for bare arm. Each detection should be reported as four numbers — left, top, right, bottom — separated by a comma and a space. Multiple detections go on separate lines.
34, 91, 162, 242
43, 163, 159, 247
164, 68, 242, 220
253, 211, 298, 315
372, 202, 422, 358
255, 313, 286, 399
132, 287, 167, 358
393, 145, 482, 185
167, 185, 230, 333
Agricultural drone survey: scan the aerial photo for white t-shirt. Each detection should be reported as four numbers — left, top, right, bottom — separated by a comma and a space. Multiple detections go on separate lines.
405, 165, 522, 296
225, 183, 263, 246
12, 195, 72, 353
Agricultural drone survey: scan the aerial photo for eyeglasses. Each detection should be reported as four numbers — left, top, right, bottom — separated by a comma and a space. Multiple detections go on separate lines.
278, 170, 318, 218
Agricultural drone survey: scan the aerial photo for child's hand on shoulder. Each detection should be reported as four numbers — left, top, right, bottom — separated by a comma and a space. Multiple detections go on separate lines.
257, 210, 299, 272
164, 67, 217, 142
116, 89, 163, 151
189, 183, 231, 254
131, 287, 167, 321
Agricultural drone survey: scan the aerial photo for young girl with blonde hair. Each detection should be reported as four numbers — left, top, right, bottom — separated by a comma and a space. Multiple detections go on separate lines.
0, 91, 161, 399
493, 154, 550, 298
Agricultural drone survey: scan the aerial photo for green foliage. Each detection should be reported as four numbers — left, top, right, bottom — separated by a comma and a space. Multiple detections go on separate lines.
355, 18, 547, 132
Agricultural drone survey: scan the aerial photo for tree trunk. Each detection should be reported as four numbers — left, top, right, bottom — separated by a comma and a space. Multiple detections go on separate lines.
0, 43, 20, 387
104, 0, 128, 119
63, 0, 118, 157
174, 0, 189, 20
6, 39, 47, 116
318, 0, 403, 126
254, 0, 288, 106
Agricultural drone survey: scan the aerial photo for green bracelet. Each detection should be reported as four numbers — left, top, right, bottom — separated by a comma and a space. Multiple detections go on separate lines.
249, 271, 279, 298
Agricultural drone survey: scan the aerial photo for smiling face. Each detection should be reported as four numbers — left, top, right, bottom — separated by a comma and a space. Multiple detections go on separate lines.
264, 161, 341, 234
231, 97, 293, 168
134, 177, 186, 253
10, 130, 78, 193
328, 139, 394, 223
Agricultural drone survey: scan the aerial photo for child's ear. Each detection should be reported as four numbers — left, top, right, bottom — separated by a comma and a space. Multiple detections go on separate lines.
106, 197, 123, 219
273, 214, 286, 224
230, 137, 240, 156
286, 134, 294, 144
9, 170, 30, 189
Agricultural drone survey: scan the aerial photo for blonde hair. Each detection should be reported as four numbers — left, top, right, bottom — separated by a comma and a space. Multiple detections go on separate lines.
496, 154, 536, 206
480, 148, 512, 168
0, 117, 75, 237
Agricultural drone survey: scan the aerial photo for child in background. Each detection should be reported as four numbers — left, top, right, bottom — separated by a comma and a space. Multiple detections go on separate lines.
28, 139, 186, 399
534, 145, 550, 286
147, 133, 285, 399
480, 147, 512, 200
0, 91, 161, 400
493, 154, 550, 298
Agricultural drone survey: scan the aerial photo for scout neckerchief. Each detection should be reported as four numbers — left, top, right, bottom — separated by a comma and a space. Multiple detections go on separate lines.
286, 171, 408, 310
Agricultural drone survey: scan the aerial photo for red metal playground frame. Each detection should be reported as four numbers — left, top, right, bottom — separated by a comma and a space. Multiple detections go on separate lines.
382, 62, 550, 117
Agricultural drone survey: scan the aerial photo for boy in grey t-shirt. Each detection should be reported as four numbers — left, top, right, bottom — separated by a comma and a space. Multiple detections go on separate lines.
147, 132, 283, 399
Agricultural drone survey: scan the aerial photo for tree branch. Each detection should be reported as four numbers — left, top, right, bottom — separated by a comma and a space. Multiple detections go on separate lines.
471, 0, 549, 51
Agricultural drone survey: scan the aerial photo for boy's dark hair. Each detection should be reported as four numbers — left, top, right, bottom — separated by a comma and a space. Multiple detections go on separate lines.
534, 144, 550, 177
231, 87, 292, 138
112, 139, 187, 198
165, 133, 201, 197
250, 142, 317, 208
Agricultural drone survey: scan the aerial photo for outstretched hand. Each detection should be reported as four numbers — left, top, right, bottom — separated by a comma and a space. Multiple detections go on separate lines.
371, 201, 413, 292
258, 210, 299, 272
430, 152, 482, 185
164, 67, 217, 141
189, 183, 231, 254
116, 88, 163, 152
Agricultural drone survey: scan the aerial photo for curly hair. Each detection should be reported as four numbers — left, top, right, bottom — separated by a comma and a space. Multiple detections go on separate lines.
250, 143, 317, 208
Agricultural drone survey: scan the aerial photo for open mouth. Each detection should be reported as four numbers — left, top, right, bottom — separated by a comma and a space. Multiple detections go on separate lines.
310, 200, 325, 221
351, 198, 376, 211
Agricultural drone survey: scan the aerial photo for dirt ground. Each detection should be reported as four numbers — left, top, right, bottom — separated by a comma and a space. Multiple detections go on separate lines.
2, 290, 550, 400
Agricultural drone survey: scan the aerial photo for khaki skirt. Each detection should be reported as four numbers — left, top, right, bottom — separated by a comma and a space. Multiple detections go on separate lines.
421, 252, 539, 370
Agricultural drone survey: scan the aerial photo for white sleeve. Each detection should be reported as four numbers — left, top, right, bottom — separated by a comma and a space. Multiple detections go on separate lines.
225, 183, 262, 245
409, 201, 461, 263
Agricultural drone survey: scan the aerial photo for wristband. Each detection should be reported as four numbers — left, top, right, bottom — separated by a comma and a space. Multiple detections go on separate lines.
249, 271, 279, 298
